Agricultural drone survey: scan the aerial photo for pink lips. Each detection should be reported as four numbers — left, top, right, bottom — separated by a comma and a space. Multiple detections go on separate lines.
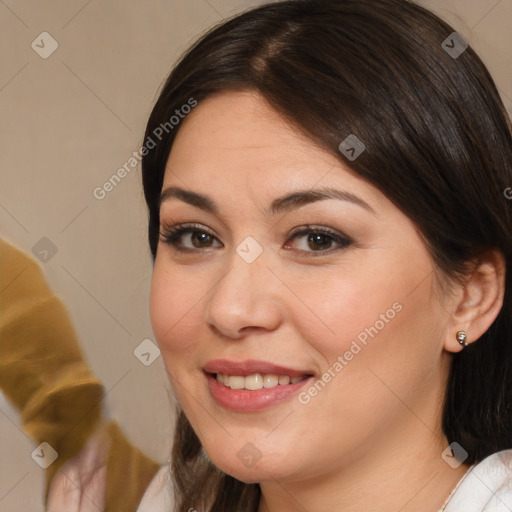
203, 359, 314, 412
203, 359, 313, 378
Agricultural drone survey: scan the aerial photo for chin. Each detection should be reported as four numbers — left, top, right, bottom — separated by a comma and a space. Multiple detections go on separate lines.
203, 443, 298, 484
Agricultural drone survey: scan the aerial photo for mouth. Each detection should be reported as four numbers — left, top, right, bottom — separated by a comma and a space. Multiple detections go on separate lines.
209, 372, 312, 390
203, 359, 315, 411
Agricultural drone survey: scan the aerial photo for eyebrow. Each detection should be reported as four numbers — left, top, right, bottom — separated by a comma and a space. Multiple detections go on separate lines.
159, 186, 377, 216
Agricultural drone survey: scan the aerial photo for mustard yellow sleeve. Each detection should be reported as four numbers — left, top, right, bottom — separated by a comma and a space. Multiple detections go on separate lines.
0, 237, 160, 511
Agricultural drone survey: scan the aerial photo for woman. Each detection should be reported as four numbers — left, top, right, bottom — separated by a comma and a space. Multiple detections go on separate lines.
49, 0, 512, 510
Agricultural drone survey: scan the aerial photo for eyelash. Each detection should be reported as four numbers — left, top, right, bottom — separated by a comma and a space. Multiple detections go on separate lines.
158, 222, 353, 257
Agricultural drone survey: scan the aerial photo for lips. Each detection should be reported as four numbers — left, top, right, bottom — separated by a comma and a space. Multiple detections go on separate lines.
202, 359, 315, 411
203, 359, 314, 378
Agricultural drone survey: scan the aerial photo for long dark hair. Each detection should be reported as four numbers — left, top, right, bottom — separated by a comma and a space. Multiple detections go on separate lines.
141, 1, 512, 510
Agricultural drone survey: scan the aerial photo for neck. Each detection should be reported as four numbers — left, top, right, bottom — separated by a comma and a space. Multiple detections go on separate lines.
256, 421, 471, 512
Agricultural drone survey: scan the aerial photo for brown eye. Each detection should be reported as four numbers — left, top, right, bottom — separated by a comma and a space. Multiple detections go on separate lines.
159, 223, 222, 252
306, 233, 334, 250
285, 226, 352, 256
190, 231, 214, 248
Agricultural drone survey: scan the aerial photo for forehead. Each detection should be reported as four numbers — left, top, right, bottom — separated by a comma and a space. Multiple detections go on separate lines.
169, 91, 319, 165
161, 90, 392, 220
165, 91, 353, 185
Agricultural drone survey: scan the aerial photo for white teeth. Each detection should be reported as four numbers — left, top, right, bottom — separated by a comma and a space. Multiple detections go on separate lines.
245, 374, 264, 390
228, 376, 245, 390
263, 374, 278, 388
215, 373, 308, 390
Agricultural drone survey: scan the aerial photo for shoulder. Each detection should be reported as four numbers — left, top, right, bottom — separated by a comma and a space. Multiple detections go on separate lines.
136, 462, 174, 512
444, 449, 512, 511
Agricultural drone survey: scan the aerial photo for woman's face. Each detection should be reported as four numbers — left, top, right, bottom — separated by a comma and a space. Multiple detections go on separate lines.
150, 90, 455, 484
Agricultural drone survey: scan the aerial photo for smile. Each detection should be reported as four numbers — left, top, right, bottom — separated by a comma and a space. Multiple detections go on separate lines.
215, 372, 308, 390
203, 359, 315, 411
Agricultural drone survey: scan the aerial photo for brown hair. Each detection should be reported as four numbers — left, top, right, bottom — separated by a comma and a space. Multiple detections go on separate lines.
141, 1, 512, 510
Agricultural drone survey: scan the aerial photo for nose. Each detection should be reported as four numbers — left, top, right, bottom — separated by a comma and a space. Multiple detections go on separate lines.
204, 247, 283, 339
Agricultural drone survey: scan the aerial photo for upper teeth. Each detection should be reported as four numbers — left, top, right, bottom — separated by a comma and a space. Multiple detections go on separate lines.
216, 373, 307, 390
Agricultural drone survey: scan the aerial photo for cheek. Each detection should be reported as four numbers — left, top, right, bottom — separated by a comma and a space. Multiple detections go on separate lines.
310, 270, 442, 415
149, 258, 206, 360
290, 267, 402, 363
289, 285, 434, 448
294, 254, 437, 390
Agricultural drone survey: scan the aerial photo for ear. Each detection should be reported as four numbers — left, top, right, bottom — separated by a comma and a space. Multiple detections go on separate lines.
444, 248, 506, 353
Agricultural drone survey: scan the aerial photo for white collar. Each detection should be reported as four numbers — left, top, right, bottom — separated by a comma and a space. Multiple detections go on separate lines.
441, 449, 512, 511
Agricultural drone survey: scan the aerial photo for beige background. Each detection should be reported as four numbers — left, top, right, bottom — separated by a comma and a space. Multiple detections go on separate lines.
0, 0, 511, 510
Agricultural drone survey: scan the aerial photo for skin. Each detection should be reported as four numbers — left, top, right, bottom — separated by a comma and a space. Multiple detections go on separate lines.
150, 90, 506, 512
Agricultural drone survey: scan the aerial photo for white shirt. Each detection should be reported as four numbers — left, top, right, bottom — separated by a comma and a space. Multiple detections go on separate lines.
136, 449, 512, 512
440, 449, 512, 511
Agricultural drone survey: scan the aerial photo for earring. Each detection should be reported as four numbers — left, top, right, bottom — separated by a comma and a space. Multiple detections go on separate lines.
456, 330, 467, 347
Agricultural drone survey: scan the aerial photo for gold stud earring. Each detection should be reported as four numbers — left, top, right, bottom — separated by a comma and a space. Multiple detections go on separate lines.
456, 330, 467, 347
